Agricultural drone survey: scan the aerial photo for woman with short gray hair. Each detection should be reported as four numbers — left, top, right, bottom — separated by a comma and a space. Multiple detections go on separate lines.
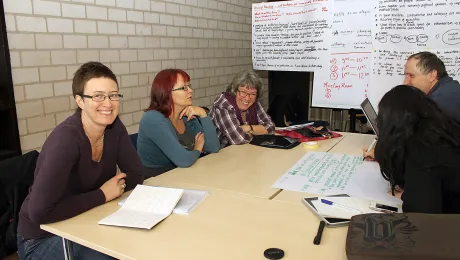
209, 70, 275, 148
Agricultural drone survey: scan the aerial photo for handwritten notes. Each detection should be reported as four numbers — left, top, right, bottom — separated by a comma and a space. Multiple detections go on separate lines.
272, 152, 363, 194
311, 0, 375, 109
344, 161, 402, 206
253, 0, 460, 109
252, 0, 333, 71
273, 152, 399, 205
373, 0, 460, 50
331, 0, 373, 53
437, 49, 460, 78
370, 0, 460, 106
370, 48, 460, 106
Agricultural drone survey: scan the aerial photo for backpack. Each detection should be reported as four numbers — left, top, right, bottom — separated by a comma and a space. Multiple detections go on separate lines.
0, 150, 38, 258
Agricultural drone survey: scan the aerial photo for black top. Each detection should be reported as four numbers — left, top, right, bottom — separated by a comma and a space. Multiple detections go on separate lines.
402, 137, 460, 214
18, 111, 144, 239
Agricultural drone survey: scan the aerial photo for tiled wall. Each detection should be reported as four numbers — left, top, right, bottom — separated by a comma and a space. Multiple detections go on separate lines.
4, 0, 266, 152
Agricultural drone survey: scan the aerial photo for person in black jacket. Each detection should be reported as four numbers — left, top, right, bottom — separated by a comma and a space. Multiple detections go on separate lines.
374, 85, 460, 214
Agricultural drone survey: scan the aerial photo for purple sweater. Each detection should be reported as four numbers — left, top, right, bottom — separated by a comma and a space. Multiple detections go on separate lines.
18, 111, 144, 239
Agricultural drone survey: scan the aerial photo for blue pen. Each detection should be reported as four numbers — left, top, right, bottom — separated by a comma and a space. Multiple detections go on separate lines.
320, 199, 362, 213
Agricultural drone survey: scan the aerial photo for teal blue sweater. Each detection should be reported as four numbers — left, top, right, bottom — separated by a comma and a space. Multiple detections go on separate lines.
137, 110, 220, 169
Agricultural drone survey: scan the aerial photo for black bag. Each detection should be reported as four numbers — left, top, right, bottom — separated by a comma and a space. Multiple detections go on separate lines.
346, 213, 460, 260
295, 126, 332, 138
0, 151, 38, 257
250, 135, 300, 149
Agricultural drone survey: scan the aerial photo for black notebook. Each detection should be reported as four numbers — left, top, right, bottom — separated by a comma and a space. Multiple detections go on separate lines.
250, 135, 300, 149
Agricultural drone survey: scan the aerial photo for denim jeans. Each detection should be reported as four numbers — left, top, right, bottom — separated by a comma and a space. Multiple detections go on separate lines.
17, 234, 115, 260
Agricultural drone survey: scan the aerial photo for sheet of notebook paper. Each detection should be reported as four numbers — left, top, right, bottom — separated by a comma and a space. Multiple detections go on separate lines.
273, 152, 402, 205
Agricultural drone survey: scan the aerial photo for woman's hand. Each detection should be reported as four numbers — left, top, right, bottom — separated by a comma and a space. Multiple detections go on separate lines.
179, 106, 207, 121
194, 132, 205, 152
100, 173, 127, 202
362, 147, 375, 161
388, 189, 403, 200
387, 185, 404, 199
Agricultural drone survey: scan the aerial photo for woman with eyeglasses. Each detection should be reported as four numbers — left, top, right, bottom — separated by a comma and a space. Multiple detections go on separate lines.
137, 69, 220, 179
17, 62, 144, 260
209, 70, 275, 148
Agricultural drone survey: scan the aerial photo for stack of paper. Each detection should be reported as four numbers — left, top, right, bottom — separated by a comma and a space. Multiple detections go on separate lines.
118, 188, 208, 215
99, 185, 184, 229
312, 196, 399, 220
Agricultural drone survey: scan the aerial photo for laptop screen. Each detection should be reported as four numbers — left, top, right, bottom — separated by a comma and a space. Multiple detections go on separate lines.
360, 98, 379, 136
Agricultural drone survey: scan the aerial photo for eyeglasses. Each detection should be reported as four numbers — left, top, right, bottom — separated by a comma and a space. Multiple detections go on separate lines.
237, 89, 257, 98
172, 84, 192, 92
81, 93, 123, 102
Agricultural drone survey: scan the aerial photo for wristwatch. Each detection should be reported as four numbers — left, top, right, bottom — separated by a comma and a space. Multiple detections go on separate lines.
248, 125, 254, 135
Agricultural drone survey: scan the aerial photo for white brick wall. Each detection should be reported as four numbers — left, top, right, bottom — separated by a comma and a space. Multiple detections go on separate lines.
5, 0, 262, 152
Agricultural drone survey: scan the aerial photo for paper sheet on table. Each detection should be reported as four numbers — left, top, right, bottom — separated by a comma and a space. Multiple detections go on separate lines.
343, 161, 402, 206
99, 185, 184, 229
272, 152, 403, 206
119, 188, 208, 215
272, 152, 364, 194
312, 196, 382, 219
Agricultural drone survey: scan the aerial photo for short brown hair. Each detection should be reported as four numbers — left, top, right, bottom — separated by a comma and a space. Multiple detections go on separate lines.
72, 61, 118, 98
407, 52, 447, 79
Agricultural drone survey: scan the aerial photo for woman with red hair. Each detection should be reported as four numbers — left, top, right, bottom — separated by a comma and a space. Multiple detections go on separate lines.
137, 69, 220, 178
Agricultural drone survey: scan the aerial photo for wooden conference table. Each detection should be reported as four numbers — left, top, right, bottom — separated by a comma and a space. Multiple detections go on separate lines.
152, 132, 348, 199
41, 132, 376, 259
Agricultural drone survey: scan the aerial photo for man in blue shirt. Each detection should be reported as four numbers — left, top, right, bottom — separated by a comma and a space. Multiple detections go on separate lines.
403, 51, 460, 121
364, 52, 460, 160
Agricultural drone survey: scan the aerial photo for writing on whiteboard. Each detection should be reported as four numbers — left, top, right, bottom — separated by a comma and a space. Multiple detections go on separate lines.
332, 8, 372, 51
372, 48, 460, 78
323, 53, 370, 100
373, 0, 460, 49
253, 0, 329, 10
252, 0, 332, 71
370, 0, 460, 106
311, 0, 374, 109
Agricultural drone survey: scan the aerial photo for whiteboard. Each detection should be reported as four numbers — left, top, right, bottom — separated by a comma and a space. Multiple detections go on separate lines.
252, 0, 460, 110
311, 0, 374, 109
370, 0, 460, 108
252, 0, 333, 71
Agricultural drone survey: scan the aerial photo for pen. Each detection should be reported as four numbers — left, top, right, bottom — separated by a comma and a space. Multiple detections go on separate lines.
313, 221, 325, 245
320, 199, 362, 213
363, 138, 377, 161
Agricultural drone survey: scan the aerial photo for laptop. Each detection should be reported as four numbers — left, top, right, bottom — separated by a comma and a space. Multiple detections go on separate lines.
360, 98, 379, 136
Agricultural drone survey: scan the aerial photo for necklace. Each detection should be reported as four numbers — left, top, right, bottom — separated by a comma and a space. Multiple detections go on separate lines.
82, 121, 105, 147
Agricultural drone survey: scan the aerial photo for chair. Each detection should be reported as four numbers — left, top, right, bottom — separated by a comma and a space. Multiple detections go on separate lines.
267, 92, 308, 127
329, 109, 344, 131
129, 133, 138, 150
344, 113, 368, 133
0, 151, 39, 258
